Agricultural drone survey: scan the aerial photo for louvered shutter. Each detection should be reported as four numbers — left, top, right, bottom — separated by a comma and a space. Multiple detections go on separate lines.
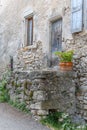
84, 0, 87, 29
71, 0, 83, 33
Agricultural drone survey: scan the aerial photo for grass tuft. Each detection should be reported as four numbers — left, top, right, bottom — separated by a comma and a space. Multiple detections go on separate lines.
41, 111, 87, 130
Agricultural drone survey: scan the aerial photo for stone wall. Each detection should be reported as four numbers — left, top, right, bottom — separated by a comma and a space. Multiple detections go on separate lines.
6, 70, 76, 119
14, 41, 45, 71
71, 34, 87, 120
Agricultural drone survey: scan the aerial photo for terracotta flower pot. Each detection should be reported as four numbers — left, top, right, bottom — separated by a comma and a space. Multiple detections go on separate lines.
66, 62, 73, 66
59, 62, 73, 71
59, 62, 66, 66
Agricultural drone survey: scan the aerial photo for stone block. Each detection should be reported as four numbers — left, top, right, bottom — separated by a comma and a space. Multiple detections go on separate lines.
41, 100, 60, 110
77, 96, 83, 101
37, 110, 48, 116
17, 93, 24, 99
80, 86, 87, 92
84, 105, 87, 110
31, 110, 37, 115
84, 96, 87, 100
33, 91, 47, 101
30, 102, 42, 110
84, 100, 87, 104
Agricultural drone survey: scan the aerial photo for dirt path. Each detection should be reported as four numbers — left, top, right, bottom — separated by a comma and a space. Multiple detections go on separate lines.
0, 103, 50, 130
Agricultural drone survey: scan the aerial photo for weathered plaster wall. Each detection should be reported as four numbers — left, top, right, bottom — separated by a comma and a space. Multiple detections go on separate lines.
0, 0, 72, 72
0, 0, 34, 72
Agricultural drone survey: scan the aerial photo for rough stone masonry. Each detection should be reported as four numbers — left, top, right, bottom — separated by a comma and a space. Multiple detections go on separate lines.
6, 70, 76, 120
0, 0, 87, 121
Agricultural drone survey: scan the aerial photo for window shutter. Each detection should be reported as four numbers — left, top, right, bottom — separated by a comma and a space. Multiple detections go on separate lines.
71, 0, 83, 33
84, 0, 87, 29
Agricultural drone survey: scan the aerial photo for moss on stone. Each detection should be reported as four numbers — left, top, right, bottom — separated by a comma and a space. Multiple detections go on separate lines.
15, 89, 22, 95
14, 82, 18, 88
11, 80, 15, 86
29, 91, 33, 99
17, 83, 21, 88
24, 80, 27, 89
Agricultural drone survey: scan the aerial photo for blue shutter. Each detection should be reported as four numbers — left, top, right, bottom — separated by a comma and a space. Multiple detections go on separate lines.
71, 0, 83, 33
84, 0, 87, 29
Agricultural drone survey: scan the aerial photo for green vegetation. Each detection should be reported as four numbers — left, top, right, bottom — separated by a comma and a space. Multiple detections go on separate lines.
0, 68, 30, 114
54, 50, 74, 62
8, 100, 30, 114
0, 66, 11, 103
0, 79, 10, 102
41, 111, 87, 130
29, 91, 33, 99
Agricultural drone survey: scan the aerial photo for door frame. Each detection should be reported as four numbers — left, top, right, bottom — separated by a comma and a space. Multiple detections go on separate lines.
49, 16, 62, 67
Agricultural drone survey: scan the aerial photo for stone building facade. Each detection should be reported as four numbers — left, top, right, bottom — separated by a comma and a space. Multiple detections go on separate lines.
0, 0, 72, 71
0, 0, 87, 121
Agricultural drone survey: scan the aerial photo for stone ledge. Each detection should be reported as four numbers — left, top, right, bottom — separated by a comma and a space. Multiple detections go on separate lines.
7, 69, 75, 119
18, 44, 37, 52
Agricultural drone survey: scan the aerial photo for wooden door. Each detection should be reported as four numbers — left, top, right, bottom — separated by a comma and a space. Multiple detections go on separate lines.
51, 19, 62, 66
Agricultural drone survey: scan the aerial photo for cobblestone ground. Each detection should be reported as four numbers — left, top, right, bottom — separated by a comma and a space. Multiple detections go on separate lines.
0, 103, 50, 130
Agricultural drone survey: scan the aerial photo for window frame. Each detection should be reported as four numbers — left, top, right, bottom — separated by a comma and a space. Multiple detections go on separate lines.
83, 0, 87, 30
25, 16, 33, 46
26, 17, 33, 46
49, 16, 62, 67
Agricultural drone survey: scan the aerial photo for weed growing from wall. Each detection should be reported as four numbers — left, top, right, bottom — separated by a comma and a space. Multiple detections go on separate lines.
0, 79, 10, 102
41, 111, 87, 130
0, 65, 11, 102
8, 100, 30, 114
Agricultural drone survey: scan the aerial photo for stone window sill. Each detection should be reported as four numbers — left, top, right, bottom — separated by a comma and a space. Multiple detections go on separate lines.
19, 44, 37, 52
73, 30, 87, 36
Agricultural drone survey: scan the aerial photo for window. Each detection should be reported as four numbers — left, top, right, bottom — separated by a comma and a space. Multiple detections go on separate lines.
71, 0, 87, 33
26, 17, 33, 46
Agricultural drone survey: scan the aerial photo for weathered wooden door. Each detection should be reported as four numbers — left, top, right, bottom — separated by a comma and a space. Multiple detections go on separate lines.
51, 19, 62, 66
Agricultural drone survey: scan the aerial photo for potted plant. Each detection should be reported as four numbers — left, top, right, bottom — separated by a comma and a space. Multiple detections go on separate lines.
54, 50, 74, 71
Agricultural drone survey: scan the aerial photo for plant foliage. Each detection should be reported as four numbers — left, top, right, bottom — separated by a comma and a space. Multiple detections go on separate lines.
54, 50, 74, 62
8, 100, 30, 113
0, 79, 10, 102
41, 111, 87, 130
